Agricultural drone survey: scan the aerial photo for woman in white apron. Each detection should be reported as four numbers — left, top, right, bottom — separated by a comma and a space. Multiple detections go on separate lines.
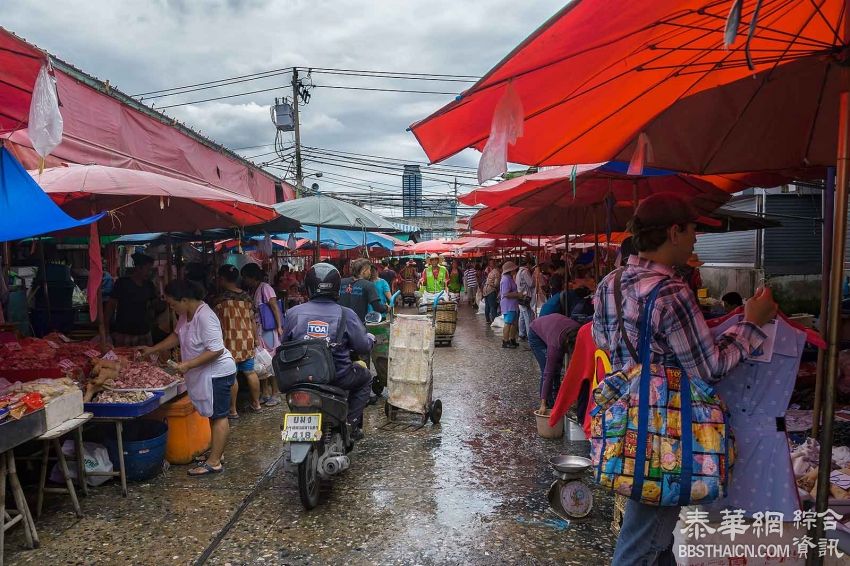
142, 280, 236, 476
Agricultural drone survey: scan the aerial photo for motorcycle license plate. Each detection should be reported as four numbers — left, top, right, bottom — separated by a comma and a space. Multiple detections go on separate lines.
282, 413, 322, 442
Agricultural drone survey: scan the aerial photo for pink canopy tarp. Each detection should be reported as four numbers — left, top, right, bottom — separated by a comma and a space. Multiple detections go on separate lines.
32, 164, 278, 235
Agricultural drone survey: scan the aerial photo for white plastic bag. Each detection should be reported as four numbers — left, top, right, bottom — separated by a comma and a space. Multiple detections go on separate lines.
254, 347, 273, 378
490, 315, 505, 329
50, 440, 113, 487
28, 64, 64, 159
477, 299, 486, 314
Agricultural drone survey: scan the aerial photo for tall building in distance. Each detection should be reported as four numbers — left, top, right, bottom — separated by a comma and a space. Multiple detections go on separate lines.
402, 164, 422, 217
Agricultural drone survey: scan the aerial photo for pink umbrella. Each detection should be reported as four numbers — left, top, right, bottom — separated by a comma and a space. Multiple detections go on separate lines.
31, 164, 278, 234
409, 239, 458, 254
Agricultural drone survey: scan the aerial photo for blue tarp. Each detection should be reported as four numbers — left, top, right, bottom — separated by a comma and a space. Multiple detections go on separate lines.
0, 147, 104, 242
272, 226, 395, 250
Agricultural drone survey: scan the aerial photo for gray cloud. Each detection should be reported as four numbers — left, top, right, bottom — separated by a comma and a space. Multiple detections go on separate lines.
4, 0, 563, 213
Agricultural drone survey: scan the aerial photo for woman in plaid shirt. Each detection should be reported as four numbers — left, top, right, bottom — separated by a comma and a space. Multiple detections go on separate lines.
593, 193, 777, 565
212, 265, 262, 418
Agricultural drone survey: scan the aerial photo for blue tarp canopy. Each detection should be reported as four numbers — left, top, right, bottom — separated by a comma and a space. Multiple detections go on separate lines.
275, 226, 395, 250
0, 147, 104, 242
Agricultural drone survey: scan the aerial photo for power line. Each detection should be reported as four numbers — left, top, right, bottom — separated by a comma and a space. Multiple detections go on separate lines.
303, 145, 478, 174
301, 154, 478, 186
135, 65, 479, 99
157, 85, 288, 109
312, 85, 458, 95
133, 66, 294, 97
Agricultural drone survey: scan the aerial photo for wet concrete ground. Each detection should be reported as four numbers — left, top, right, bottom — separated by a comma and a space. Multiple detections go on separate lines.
6, 305, 616, 565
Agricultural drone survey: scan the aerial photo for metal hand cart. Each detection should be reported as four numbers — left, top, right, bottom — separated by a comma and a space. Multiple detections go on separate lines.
365, 291, 401, 396
382, 294, 443, 430
417, 291, 457, 347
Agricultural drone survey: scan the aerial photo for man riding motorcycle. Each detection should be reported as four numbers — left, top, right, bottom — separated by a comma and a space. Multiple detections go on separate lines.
281, 263, 375, 439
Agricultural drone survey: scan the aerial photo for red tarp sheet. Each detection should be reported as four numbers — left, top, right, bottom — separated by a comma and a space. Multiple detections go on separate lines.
2, 28, 289, 204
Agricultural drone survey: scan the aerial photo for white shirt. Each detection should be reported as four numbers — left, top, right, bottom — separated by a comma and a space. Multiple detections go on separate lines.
175, 303, 236, 416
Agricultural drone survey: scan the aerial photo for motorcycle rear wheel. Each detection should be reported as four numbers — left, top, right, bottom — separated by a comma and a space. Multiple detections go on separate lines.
298, 446, 320, 509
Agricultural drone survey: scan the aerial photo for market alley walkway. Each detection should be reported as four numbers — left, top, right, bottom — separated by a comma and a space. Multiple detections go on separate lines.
6, 306, 616, 565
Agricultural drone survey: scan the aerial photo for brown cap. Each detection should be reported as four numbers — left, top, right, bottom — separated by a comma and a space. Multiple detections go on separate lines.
633, 192, 721, 230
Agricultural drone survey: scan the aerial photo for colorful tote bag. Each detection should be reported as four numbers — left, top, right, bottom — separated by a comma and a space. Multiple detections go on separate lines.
590, 283, 734, 506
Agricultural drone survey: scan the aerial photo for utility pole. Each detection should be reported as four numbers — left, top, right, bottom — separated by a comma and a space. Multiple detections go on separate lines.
292, 68, 304, 198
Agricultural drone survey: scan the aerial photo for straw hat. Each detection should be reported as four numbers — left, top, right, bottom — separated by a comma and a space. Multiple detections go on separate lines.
501, 260, 519, 274
427, 253, 441, 261
687, 253, 705, 268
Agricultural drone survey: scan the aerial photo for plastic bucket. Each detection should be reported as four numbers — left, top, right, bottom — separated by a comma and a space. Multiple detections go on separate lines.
105, 419, 168, 482
534, 410, 564, 439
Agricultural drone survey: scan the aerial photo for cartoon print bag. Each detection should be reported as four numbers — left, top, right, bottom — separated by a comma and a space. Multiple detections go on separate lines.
589, 281, 734, 506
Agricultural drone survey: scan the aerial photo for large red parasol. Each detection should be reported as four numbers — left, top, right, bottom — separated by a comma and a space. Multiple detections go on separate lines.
411, 0, 847, 175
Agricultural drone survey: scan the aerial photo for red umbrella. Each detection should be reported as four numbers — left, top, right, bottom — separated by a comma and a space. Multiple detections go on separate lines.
32, 164, 278, 235
410, 0, 844, 175
409, 239, 458, 254
458, 163, 748, 211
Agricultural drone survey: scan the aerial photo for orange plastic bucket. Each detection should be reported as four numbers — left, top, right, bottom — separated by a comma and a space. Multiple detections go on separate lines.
151, 394, 211, 464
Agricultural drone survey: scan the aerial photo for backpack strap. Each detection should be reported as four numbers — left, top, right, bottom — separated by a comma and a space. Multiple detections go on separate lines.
613, 268, 640, 362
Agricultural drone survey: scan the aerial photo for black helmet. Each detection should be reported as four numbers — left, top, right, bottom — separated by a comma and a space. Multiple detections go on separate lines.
305, 262, 341, 299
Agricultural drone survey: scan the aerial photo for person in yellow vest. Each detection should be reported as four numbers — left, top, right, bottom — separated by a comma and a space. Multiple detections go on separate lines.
419, 253, 448, 294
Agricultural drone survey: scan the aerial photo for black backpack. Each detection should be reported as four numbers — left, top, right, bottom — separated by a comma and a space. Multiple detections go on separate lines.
273, 307, 347, 392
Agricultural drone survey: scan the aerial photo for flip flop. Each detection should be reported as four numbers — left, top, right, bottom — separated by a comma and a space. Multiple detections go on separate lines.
193, 453, 225, 464
247, 405, 263, 413
228, 413, 240, 420
188, 462, 223, 476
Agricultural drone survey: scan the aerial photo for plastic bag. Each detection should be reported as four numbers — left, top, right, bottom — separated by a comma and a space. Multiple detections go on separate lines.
28, 64, 64, 159
477, 299, 486, 314
50, 440, 113, 487
490, 315, 505, 329
254, 347, 273, 378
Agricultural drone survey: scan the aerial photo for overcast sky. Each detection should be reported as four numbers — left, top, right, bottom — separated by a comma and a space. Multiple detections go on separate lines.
4, 1, 564, 215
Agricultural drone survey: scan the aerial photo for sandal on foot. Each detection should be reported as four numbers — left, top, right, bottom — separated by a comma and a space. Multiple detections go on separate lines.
188, 462, 223, 476
247, 405, 263, 413
228, 412, 240, 420
263, 396, 281, 407
194, 453, 225, 464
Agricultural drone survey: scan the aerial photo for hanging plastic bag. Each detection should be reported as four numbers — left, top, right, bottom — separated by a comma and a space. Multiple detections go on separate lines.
50, 440, 113, 487
254, 347, 273, 378
477, 83, 524, 184
28, 64, 64, 160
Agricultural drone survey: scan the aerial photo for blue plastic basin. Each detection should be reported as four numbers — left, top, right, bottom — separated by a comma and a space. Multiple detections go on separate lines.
105, 419, 168, 482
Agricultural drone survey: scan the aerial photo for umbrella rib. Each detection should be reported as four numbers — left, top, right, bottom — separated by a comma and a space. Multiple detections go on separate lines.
806, 0, 843, 44
802, 56, 834, 163
702, 0, 829, 171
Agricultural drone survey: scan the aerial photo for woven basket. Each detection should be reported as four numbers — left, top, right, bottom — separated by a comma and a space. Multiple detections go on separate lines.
433, 303, 457, 336
611, 494, 627, 536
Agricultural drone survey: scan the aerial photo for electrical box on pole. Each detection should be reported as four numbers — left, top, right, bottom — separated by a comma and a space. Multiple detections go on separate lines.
270, 98, 294, 131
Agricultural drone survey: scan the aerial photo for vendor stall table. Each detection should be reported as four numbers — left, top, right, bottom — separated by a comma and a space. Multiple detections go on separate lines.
1, 450, 39, 566
87, 398, 161, 497
35, 413, 93, 519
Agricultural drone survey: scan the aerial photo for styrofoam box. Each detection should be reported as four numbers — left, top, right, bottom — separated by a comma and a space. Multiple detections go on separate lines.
44, 389, 84, 431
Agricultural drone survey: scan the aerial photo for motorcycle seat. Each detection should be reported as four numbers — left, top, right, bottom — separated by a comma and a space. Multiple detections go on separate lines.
290, 382, 348, 398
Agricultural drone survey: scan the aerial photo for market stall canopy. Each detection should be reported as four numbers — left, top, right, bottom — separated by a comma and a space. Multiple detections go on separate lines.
459, 163, 786, 210
0, 28, 47, 133
291, 226, 397, 250
455, 236, 534, 252
409, 239, 458, 254
30, 163, 280, 235
0, 147, 103, 242
256, 195, 397, 233
1, 28, 288, 203
410, 1, 844, 174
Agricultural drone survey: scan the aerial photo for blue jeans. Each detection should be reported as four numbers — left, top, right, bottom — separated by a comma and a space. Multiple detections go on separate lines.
518, 304, 535, 338
484, 292, 499, 323
613, 499, 680, 565
528, 330, 560, 407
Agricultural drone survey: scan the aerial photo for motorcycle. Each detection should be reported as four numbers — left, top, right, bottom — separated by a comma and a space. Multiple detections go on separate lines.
282, 382, 354, 509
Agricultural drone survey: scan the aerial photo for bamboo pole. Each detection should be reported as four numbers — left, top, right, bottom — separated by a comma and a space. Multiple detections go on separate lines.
814, 90, 850, 559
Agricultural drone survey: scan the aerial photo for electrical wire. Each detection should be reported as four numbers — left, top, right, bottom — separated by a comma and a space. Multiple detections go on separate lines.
302, 145, 478, 174
157, 86, 289, 109
133, 67, 295, 98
